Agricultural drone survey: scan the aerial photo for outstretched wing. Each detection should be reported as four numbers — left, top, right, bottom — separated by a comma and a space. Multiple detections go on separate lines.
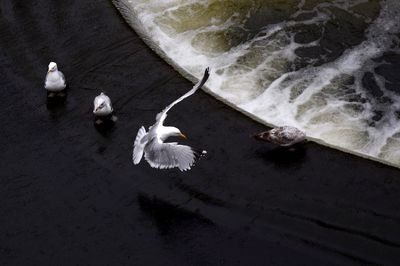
155, 67, 210, 125
144, 139, 203, 171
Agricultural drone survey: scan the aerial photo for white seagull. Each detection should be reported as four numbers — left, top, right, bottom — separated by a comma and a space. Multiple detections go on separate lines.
93, 92, 114, 116
132, 67, 210, 171
45, 62, 66, 95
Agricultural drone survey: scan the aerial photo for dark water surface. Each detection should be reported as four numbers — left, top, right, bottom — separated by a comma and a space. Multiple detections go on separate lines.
1, 0, 400, 265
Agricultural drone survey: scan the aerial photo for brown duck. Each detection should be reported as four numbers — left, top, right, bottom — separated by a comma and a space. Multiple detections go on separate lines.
254, 126, 306, 147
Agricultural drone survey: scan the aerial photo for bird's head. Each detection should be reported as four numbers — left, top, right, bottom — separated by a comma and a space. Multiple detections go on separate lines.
253, 131, 271, 141
94, 100, 106, 113
170, 127, 187, 139
48, 62, 58, 73
93, 93, 113, 115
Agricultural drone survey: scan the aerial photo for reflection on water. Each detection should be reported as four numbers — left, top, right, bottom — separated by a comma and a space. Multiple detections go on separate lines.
138, 193, 213, 235
46, 93, 68, 120
255, 145, 307, 169
115, 0, 400, 167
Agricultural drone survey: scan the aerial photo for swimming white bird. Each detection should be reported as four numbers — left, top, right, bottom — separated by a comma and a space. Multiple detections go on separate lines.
93, 92, 114, 117
45, 62, 66, 95
254, 126, 306, 147
132, 67, 210, 171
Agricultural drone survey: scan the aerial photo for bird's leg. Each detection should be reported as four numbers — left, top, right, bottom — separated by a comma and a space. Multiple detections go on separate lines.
47, 92, 56, 98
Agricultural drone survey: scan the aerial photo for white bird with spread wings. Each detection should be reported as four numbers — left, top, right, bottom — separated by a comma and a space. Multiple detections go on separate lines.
132, 67, 210, 171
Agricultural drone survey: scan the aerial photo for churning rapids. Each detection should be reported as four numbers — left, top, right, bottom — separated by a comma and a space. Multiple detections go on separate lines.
114, 0, 400, 167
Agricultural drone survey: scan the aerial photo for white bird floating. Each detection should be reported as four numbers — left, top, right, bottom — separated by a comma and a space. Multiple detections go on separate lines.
45, 62, 66, 97
93, 92, 116, 125
254, 126, 306, 147
132, 67, 210, 171
93, 92, 114, 116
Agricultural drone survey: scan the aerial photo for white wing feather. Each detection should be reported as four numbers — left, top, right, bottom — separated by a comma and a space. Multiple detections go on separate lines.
155, 67, 210, 125
59, 71, 66, 86
132, 126, 147, 164
144, 139, 200, 171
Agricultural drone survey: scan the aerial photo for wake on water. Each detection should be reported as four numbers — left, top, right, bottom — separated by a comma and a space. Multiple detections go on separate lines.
114, 0, 400, 168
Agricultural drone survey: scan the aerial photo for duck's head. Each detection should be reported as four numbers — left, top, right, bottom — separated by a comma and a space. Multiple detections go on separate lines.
253, 131, 271, 142
48, 62, 58, 73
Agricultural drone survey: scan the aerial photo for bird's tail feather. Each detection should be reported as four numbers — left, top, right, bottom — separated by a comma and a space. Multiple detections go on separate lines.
133, 126, 147, 165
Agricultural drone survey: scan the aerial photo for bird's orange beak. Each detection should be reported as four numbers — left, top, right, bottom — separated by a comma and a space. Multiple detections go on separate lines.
180, 133, 187, 139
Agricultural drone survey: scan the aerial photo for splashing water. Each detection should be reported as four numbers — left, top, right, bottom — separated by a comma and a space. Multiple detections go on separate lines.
114, 0, 400, 167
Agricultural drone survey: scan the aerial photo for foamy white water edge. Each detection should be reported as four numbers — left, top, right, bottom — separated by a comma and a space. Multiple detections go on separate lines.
114, 0, 400, 168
